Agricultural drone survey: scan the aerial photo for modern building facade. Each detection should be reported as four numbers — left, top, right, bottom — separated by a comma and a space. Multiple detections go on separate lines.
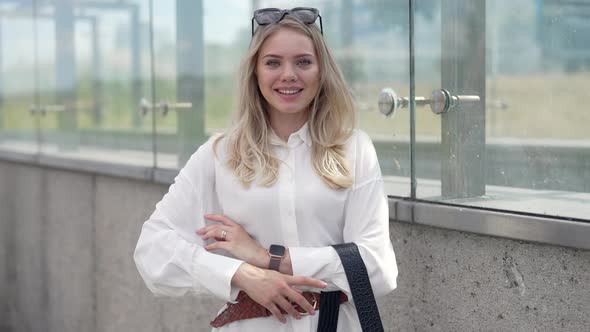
0, 0, 589, 331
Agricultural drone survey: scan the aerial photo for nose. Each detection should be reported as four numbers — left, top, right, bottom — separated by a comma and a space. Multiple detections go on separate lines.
280, 63, 297, 82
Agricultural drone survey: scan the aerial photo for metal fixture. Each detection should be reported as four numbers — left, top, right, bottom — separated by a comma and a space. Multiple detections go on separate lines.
139, 98, 193, 116
378, 88, 481, 117
158, 100, 193, 116
139, 98, 153, 116
29, 104, 67, 116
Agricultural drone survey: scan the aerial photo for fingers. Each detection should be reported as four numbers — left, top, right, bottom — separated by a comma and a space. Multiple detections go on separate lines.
265, 302, 286, 324
275, 294, 301, 320
266, 290, 310, 323
197, 226, 231, 241
204, 214, 236, 226
196, 224, 230, 235
287, 275, 328, 289
285, 289, 315, 316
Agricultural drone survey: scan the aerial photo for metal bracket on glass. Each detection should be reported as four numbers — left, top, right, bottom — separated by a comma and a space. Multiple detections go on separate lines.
158, 100, 193, 117
138, 98, 193, 117
378, 88, 480, 117
138, 98, 155, 116
29, 104, 67, 116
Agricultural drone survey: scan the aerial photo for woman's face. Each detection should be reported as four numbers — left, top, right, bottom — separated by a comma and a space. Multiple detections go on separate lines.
256, 28, 320, 119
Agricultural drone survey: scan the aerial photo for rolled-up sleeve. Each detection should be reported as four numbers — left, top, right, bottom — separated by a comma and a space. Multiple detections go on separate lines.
133, 138, 244, 301
290, 132, 398, 300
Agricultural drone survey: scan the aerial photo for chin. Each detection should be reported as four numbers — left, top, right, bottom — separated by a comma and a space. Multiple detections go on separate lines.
276, 107, 309, 115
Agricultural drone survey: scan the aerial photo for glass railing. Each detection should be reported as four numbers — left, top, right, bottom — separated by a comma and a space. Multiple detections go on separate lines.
0, 0, 588, 222
408, 0, 590, 220
0, 12, 38, 154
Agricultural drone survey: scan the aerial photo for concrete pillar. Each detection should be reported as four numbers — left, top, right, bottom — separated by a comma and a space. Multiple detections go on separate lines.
130, 6, 142, 128
440, 0, 486, 198
0, 21, 4, 129
55, 0, 78, 150
340, 0, 355, 84
176, 0, 205, 165
91, 17, 104, 126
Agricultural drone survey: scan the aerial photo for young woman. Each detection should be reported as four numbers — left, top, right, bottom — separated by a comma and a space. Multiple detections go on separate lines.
134, 7, 398, 331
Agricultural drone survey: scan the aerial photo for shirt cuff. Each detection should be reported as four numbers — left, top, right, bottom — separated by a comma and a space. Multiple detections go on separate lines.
289, 246, 345, 292
192, 250, 244, 301
229, 285, 241, 303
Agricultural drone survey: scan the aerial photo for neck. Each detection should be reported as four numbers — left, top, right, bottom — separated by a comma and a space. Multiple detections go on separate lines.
268, 110, 310, 142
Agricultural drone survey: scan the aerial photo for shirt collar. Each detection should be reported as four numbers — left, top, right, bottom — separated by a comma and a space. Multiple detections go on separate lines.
269, 122, 312, 148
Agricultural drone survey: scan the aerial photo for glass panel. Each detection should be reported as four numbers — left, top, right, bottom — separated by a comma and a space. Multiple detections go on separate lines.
203, 1, 249, 137
154, 0, 250, 168
36, 3, 61, 154
0, 5, 38, 154
152, 0, 176, 169
153, 0, 250, 169
37, 0, 154, 167
202, 0, 411, 196
415, 0, 590, 220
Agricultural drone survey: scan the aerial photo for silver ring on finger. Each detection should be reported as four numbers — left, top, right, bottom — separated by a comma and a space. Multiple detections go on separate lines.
220, 229, 228, 241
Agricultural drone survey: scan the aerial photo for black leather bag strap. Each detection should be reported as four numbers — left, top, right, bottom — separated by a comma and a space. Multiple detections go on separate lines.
316, 291, 341, 332
317, 243, 384, 332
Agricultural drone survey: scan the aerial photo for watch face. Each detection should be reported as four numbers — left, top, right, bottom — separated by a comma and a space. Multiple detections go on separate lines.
269, 244, 285, 257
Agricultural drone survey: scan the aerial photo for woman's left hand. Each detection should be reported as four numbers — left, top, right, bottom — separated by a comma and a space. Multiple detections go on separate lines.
197, 214, 269, 268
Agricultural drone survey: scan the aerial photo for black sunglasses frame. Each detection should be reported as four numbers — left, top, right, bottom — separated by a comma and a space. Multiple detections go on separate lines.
251, 7, 323, 36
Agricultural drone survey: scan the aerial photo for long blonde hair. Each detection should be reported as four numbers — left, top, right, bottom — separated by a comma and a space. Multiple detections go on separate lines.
216, 16, 355, 189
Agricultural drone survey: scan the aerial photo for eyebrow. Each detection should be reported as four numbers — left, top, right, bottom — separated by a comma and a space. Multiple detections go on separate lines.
262, 53, 315, 59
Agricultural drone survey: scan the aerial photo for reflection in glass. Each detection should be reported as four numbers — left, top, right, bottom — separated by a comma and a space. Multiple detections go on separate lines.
33, 0, 155, 166
0, 8, 38, 154
414, 0, 590, 220
254, 0, 411, 197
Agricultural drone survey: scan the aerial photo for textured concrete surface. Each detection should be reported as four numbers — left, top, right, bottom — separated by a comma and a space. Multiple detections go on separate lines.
45, 169, 94, 332
382, 222, 590, 331
0, 163, 12, 332
1, 160, 589, 332
11, 164, 46, 332
94, 175, 162, 332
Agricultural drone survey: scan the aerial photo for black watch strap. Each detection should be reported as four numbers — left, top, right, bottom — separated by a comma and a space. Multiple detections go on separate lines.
268, 244, 285, 271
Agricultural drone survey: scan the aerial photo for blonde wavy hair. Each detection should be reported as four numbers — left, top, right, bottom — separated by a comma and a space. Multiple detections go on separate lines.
215, 15, 356, 189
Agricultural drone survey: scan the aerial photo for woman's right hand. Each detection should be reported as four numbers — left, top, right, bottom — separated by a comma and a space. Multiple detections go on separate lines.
231, 263, 327, 323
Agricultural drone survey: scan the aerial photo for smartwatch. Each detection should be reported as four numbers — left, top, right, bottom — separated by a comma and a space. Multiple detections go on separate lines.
268, 244, 286, 271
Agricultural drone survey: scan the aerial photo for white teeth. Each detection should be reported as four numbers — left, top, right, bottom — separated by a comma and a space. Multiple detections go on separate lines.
278, 89, 300, 95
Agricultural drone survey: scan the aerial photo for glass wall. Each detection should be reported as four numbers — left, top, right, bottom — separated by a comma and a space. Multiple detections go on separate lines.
0, 4, 38, 154
408, 0, 590, 220
71, 0, 155, 167
256, 0, 411, 197
0, 0, 588, 221
0, 1, 154, 166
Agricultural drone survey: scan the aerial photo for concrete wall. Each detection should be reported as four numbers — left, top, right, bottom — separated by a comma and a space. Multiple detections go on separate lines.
0, 163, 12, 332
0, 160, 588, 332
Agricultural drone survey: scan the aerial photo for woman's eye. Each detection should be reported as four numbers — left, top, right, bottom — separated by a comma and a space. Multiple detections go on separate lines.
297, 59, 312, 66
266, 60, 280, 67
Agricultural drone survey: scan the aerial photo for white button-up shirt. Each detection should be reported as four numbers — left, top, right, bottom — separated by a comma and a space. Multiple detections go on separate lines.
134, 123, 398, 331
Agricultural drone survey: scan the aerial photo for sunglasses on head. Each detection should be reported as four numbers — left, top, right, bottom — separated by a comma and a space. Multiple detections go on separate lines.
251, 7, 323, 36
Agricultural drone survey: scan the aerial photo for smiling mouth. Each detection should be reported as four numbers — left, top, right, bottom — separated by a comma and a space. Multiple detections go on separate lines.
276, 89, 303, 95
